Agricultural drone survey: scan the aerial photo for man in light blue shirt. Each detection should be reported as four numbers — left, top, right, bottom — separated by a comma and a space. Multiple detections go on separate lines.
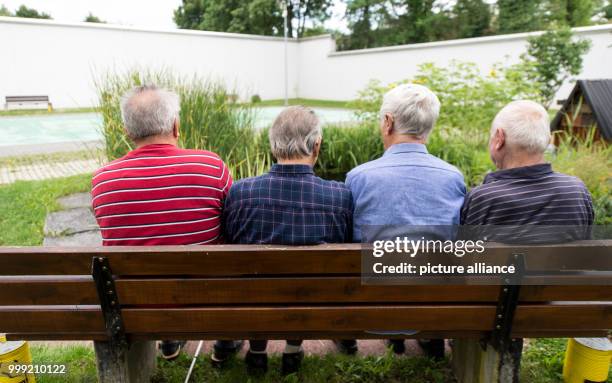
345, 83, 466, 357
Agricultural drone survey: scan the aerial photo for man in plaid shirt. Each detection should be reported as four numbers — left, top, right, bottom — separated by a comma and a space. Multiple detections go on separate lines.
214, 106, 354, 375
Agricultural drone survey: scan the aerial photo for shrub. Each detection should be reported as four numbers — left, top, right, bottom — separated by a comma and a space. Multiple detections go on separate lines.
95, 70, 267, 180
250, 94, 262, 103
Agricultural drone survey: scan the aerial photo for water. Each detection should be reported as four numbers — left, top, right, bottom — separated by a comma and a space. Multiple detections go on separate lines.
0, 107, 355, 147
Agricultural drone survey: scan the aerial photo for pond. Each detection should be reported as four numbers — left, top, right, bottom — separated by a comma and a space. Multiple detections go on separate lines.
0, 107, 356, 147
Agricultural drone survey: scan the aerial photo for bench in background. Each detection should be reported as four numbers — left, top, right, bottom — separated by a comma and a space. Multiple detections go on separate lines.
5, 95, 52, 110
1, 241, 610, 383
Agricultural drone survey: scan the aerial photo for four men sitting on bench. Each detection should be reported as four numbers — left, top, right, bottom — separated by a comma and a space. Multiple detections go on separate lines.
91, 83, 595, 375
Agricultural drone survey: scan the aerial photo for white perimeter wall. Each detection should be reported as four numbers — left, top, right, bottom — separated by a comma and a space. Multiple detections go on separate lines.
1, 17, 611, 108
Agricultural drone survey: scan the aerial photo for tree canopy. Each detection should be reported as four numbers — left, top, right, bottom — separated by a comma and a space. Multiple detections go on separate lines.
14, 5, 52, 19
84, 13, 105, 23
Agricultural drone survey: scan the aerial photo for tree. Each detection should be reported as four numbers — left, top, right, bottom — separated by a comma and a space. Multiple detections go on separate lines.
174, 0, 331, 38
545, 0, 599, 26
0, 4, 11, 16
14, 5, 51, 19
497, 0, 542, 33
453, 0, 491, 38
521, 27, 591, 106
84, 13, 105, 23
343, 0, 393, 49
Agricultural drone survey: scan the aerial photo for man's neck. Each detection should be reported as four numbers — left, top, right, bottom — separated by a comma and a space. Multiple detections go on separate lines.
134, 136, 177, 149
277, 157, 314, 167
385, 135, 426, 149
499, 153, 545, 170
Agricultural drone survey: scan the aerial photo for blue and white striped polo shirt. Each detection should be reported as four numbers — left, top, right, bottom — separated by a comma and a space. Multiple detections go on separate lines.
461, 163, 594, 226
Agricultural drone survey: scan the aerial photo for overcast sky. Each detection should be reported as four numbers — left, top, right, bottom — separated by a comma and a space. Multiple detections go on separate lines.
1, 0, 348, 31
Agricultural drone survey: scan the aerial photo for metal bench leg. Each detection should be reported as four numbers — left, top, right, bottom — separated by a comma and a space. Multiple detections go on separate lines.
92, 257, 157, 382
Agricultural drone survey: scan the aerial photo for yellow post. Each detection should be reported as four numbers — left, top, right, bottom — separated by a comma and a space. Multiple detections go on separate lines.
563, 338, 611, 383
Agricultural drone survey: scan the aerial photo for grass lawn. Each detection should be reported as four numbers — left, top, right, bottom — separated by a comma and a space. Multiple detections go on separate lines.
254, 98, 353, 109
29, 339, 610, 383
0, 107, 98, 117
0, 149, 103, 169
0, 173, 92, 245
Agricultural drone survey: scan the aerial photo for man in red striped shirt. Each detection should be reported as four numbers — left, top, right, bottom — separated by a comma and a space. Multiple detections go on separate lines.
91, 84, 232, 358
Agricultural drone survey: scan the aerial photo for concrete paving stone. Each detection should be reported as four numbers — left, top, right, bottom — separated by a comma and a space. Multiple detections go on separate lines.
58, 192, 93, 209
43, 230, 102, 247
44, 207, 99, 237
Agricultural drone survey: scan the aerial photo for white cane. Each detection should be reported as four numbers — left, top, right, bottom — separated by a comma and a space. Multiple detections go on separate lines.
184, 340, 204, 383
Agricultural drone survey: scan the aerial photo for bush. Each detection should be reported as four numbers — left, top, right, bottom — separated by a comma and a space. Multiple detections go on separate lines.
251, 94, 262, 103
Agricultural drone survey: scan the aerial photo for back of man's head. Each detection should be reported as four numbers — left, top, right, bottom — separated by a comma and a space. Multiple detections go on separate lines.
269, 106, 321, 160
120, 85, 180, 141
379, 83, 440, 138
491, 100, 551, 154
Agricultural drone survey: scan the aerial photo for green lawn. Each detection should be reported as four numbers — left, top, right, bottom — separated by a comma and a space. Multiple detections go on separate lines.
0, 107, 98, 117
0, 173, 92, 245
30, 339, 610, 383
253, 98, 353, 109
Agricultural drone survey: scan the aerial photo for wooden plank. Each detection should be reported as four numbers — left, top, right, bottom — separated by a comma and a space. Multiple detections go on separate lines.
1, 241, 608, 276
115, 278, 500, 305
120, 306, 497, 333
520, 285, 612, 302
0, 276, 97, 305
514, 302, 612, 330
0, 305, 104, 333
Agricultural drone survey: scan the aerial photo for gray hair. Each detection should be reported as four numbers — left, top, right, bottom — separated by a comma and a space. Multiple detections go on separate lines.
379, 83, 441, 138
491, 100, 551, 153
120, 84, 180, 141
269, 106, 322, 160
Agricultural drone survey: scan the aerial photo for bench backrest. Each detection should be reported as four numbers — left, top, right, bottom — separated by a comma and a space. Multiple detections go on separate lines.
1, 242, 610, 342
5, 95, 49, 103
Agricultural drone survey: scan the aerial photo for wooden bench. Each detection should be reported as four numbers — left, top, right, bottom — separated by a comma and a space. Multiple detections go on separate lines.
1, 241, 610, 383
4, 95, 52, 110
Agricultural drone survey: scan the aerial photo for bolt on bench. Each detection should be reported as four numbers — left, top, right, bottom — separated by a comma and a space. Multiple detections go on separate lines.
1, 241, 610, 383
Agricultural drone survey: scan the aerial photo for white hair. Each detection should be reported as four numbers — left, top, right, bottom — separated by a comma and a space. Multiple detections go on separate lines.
491, 100, 551, 153
269, 106, 322, 160
379, 83, 441, 138
120, 84, 180, 141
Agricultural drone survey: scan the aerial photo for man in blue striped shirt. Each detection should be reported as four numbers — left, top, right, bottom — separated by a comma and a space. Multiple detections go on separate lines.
461, 100, 594, 231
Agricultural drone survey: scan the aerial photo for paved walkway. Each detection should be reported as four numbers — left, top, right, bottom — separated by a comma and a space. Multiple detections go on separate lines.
0, 159, 102, 184
40, 193, 442, 358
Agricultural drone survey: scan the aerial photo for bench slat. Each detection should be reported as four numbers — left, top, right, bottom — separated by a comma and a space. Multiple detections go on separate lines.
2, 303, 608, 336
1, 241, 609, 276
1, 276, 610, 306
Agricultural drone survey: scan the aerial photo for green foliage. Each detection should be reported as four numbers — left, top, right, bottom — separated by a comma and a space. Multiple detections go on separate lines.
0, 4, 11, 16
0, 173, 91, 246
84, 12, 105, 23
548, 132, 612, 224
497, 0, 543, 33
454, 0, 492, 38
522, 27, 591, 107
173, 0, 332, 38
96, 70, 266, 180
14, 4, 51, 19
545, 0, 600, 27
251, 94, 262, 103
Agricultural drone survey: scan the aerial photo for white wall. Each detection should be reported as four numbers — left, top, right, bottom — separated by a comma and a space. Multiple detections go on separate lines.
298, 25, 612, 101
1, 17, 611, 108
0, 17, 299, 108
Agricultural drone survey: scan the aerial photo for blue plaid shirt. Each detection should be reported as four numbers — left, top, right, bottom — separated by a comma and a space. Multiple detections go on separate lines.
223, 164, 353, 245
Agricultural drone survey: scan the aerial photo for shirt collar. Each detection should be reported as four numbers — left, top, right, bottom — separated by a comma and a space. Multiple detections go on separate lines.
269, 163, 314, 175
484, 163, 553, 183
383, 143, 428, 157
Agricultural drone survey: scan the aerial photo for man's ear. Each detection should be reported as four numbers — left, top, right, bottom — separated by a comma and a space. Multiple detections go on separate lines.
172, 118, 180, 138
383, 113, 394, 136
494, 128, 505, 150
313, 136, 322, 158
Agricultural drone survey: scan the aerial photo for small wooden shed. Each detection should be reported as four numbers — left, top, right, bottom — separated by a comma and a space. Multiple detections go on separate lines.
551, 79, 612, 144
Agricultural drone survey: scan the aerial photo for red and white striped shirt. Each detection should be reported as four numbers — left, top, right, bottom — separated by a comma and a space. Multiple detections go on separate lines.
91, 144, 232, 246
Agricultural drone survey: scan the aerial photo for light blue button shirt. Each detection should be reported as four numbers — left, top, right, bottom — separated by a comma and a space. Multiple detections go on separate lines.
346, 143, 466, 242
